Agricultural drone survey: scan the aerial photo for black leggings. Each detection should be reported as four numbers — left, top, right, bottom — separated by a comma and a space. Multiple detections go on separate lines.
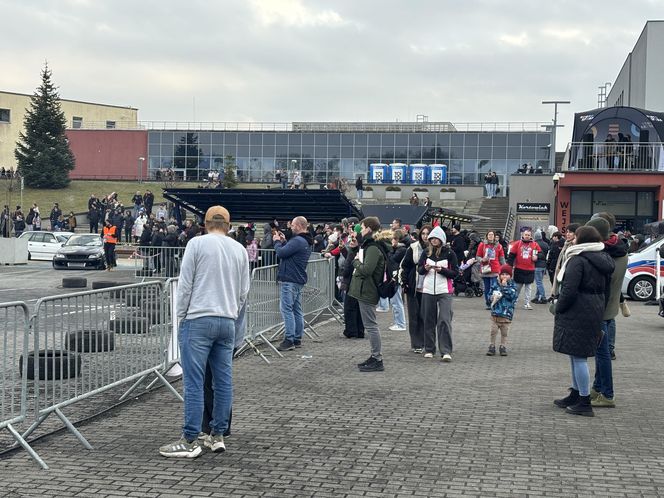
103, 243, 116, 268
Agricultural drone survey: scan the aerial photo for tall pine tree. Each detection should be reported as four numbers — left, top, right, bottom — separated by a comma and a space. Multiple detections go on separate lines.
15, 63, 75, 188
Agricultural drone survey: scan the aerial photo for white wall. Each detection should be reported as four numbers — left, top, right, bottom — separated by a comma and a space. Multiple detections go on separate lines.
645, 21, 664, 111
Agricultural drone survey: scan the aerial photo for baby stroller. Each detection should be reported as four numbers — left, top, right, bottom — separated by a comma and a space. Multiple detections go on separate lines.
454, 258, 484, 297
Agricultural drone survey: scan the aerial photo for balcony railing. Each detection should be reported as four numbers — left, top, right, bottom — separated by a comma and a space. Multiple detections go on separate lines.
562, 142, 664, 172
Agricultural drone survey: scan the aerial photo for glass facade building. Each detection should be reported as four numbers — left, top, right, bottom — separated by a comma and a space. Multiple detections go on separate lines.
147, 127, 552, 186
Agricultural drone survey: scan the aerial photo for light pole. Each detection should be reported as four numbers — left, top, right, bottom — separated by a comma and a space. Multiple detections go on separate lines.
542, 100, 570, 173
138, 157, 145, 183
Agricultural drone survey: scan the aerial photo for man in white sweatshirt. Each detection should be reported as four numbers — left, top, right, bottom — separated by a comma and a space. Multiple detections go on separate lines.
160, 205, 250, 458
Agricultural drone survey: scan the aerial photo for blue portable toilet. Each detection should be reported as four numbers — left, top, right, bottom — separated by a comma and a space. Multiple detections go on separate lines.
390, 163, 407, 184
369, 163, 389, 184
430, 164, 448, 184
408, 163, 429, 184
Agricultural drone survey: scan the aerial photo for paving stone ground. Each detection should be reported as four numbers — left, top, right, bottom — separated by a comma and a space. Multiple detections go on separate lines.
2, 286, 664, 497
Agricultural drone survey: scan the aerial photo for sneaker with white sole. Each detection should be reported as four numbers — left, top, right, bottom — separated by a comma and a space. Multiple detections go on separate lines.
423, 352, 434, 358
412, 348, 423, 354
159, 437, 203, 458
204, 434, 226, 453
442, 354, 452, 362
388, 324, 407, 331
197, 432, 208, 442
524, 303, 533, 310
375, 308, 390, 313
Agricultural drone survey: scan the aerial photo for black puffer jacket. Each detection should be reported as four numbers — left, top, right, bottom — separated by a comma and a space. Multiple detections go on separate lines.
553, 250, 615, 358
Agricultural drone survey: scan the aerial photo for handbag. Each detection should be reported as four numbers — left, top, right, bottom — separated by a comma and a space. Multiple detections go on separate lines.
481, 264, 492, 274
548, 298, 557, 315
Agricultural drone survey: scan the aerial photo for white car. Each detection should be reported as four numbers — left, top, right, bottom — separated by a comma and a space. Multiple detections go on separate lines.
621, 236, 664, 301
18, 231, 74, 261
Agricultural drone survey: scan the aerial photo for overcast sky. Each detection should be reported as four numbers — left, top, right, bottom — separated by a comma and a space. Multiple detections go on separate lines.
1, 0, 661, 149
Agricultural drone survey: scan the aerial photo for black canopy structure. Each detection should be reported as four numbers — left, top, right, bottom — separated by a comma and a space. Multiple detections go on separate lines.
162, 188, 362, 224
360, 204, 429, 227
572, 106, 664, 144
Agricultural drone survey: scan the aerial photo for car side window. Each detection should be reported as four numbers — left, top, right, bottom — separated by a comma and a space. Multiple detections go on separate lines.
31, 233, 45, 243
44, 234, 56, 243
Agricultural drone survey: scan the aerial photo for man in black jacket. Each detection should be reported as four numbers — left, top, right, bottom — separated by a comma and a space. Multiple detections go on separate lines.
450, 224, 467, 263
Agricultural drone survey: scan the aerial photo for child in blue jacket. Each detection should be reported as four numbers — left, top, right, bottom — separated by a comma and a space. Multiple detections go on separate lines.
487, 264, 517, 356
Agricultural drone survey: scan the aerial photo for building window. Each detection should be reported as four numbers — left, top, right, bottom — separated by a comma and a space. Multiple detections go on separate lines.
0, 108, 10, 123
72, 116, 83, 129
106, 120, 116, 129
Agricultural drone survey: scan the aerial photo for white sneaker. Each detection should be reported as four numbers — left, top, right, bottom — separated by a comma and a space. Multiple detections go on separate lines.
442, 354, 452, 362
524, 303, 533, 310
388, 324, 407, 331
375, 308, 389, 313
423, 352, 433, 358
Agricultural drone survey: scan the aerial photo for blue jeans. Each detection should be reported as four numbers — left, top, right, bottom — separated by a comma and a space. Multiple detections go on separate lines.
377, 297, 389, 311
607, 318, 616, 354
280, 282, 304, 343
534, 268, 547, 300
593, 319, 614, 399
482, 276, 497, 307
357, 189, 363, 199
179, 316, 234, 441
390, 285, 406, 328
569, 355, 590, 396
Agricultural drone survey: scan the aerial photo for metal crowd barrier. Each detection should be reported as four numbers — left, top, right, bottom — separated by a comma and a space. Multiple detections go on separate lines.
0, 303, 44, 468
15, 282, 182, 469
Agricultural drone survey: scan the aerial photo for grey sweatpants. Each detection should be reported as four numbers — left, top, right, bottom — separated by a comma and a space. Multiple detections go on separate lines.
421, 293, 453, 355
358, 301, 382, 360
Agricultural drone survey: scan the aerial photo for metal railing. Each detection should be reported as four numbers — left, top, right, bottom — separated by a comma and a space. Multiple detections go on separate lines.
562, 142, 664, 172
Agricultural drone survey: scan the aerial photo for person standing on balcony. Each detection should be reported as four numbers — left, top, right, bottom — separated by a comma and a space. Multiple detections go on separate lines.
604, 134, 617, 170
355, 175, 364, 200
274, 216, 313, 351
484, 172, 492, 198
490, 172, 499, 197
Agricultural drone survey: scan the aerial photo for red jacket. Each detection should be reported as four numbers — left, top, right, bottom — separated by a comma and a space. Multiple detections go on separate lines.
508, 239, 541, 272
476, 241, 505, 274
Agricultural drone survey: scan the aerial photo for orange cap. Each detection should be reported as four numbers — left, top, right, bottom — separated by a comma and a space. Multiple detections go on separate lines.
205, 205, 230, 223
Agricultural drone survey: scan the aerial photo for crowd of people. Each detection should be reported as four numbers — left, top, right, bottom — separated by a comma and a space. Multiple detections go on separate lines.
160, 205, 634, 459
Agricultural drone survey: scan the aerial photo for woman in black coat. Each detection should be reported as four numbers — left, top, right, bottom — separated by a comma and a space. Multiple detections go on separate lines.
340, 235, 364, 339
552, 226, 614, 417
399, 225, 431, 353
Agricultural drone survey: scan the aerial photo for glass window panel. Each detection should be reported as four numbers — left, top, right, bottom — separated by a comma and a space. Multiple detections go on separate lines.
314, 146, 327, 158
328, 133, 340, 146
302, 146, 314, 158
478, 146, 492, 158
522, 147, 537, 160
493, 146, 507, 159
341, 133, 354, 146
173, 133, 186, 145
381, 148, 394, 161
381, 133, 395, 146
637, 191, 655, 216
450, 147, 464, 159
250, 134, 262, 145
237, 133, 250, 145
436, 134, 450, 147
198, 132, 212, 144
522, 134, 537, 146
462, 173, 478, 184
149, 144, 161, 156
287, 145, 300, 157
436, 147, 449, 161
465, 133, 478, 146
394, 146, 407, 160
340, 159, 354, 178
211, 132, 224, 144
537, 146, 550, 160
328, 158, 340, 177
450, 134, 464, 146
507, 134, 522, 146
223, 132, 237, 144
148, 132, 161, 144
355, 146, 367, 159
571, 191, 592, 215
355, 134, 367, 146
224, 144, 237, 157
493, 133, 507, 146
368, 134, 381, 146
409, 134, 422, 148
537, 133, 551, 146
237, 145, 250, 157
314, 159, 328, 183
211, 157, 224, 170
507, 146, 521, 159
408, 148, 422, 161
491, 159, 507, 173
276, 133, 289, 145
276, 158, 289, 169
198, 144, 211, 155
199, 157, 210, 170
449, 173, 463, 185
395, 134, 409, 146
315, 134, 327, 146
449, 160, 463, 173
368, 147, 381, 159
263, 133, 275, 145
464, 146, 478, 159
302, 134, 314, 145
328, 145, 340, 159
479, 133, 492, 146
592, 191, 635, 216
161, 144, 174, 156
422, 134, 436, 146
341, 146, 354, 158
422, 147, 435, 160
263, 144, 276, 157
506, 160, 521, 175
477, 159, 492, 175
290, 133, 303, 146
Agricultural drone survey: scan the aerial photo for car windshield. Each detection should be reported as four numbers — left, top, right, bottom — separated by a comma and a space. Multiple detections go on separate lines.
632, 235, 664, 254
57, 234, 72, 243
65, 235, 102, 247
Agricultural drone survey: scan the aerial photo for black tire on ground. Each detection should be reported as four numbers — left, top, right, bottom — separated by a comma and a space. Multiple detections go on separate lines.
19, 350, 82, 380
62, 277, 88, 289
110, 317, 150, 334
66, 329, 115, 353
465, 290, 475, 298
92, 280, 119, 290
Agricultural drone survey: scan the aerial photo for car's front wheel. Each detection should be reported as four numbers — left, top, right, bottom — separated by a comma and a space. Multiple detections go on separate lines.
628, 275, 656, 301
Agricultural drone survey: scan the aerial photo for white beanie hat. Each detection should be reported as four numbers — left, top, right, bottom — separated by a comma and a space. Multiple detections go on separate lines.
428, 225, 446, 244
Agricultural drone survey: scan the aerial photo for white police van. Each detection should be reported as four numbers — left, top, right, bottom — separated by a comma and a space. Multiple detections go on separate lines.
622, 236, 664, 301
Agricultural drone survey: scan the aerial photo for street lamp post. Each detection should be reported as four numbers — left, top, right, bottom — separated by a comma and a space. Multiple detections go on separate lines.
138, 157, 145, 183
542, 100, 570, 173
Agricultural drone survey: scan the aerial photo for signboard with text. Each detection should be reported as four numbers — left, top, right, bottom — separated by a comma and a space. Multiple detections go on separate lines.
517, 202, 550, 213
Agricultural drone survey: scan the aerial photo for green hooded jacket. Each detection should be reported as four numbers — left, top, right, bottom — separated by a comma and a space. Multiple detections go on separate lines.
348, 235, 388, 305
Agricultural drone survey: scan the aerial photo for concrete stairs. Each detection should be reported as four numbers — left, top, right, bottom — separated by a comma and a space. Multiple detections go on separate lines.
470, 197, 510, 235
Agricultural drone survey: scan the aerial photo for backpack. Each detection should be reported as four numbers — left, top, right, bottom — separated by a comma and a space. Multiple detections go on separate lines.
373, 243, 398, 299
